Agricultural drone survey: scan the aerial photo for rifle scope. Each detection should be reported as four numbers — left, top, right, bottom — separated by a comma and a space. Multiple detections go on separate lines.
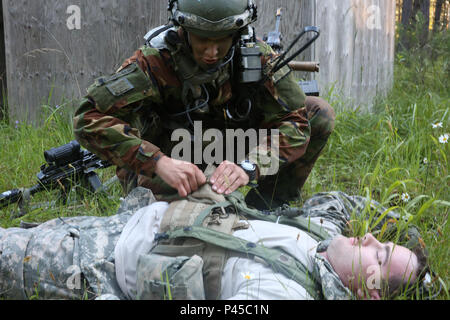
44, 140, 82, 167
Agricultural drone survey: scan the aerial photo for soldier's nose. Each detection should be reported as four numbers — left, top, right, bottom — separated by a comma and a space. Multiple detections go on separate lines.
204, 44, 219, 59
362, 233, 380, 247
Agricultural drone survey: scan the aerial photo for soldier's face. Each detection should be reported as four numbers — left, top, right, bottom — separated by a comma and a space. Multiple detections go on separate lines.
188, 32, 234, 68
325, 233, 418, 299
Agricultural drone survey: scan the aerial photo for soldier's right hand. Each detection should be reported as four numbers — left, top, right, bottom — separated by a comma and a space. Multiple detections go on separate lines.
155, 156, 207, 197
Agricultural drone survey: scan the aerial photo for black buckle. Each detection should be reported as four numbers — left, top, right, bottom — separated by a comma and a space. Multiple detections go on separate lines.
167, 0, 177, 11
154, 233, 169, 242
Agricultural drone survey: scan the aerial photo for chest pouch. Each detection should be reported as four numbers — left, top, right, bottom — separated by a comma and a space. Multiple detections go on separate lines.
136, 253, 205, 300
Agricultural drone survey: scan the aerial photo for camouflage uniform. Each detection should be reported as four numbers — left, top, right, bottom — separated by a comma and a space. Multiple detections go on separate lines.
0, 189, 411, 300
0, 187, 156, 300
73, 26, 335, 207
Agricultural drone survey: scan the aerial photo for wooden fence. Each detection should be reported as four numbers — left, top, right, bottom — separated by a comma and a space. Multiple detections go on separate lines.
315, 0, 396, 109
1, 0, 396, 123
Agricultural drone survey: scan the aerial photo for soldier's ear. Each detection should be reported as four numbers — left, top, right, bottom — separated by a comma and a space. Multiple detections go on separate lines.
357, 288, 381, 300
369, 289, 381, 300
356, 288, 365, 299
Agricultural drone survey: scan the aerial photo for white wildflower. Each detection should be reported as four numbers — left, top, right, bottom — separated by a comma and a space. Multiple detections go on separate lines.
401, 193, 410, 203
432, 122, 443, 129
438, 134, 448, 144
241, 272, 254, 281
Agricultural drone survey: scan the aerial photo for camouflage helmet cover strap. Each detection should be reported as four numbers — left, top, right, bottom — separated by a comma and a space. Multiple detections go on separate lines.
168, 0, 257, 38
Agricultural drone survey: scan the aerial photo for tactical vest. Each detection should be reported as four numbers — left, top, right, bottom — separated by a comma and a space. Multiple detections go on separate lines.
149, 172, 330, 300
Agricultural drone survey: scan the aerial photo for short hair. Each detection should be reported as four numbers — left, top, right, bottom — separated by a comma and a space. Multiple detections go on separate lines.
382, 244, 429, 299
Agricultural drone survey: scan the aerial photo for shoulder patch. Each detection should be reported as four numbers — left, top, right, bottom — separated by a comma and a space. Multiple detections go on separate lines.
258, 41, 276, 56
106, 78, 135, 97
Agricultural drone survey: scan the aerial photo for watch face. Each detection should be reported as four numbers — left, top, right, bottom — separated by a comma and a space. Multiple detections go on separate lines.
241, 161, 256, 171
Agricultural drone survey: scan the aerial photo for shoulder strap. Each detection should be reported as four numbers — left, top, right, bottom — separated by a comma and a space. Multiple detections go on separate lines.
161, 226, 323, 300
226, 192, 331, 242
144, 24, 174, 47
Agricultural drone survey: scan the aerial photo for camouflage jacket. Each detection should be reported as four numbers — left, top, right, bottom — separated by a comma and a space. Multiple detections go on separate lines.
0, 189, 408, 300
73, 26, 308, 179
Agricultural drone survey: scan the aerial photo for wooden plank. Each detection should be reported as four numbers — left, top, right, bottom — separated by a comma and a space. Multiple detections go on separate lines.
386, 0, 396, 96
315, 0, 332, 96
366, 0, 378, 110
341, 1, 356, 99
0, 1, 6, 119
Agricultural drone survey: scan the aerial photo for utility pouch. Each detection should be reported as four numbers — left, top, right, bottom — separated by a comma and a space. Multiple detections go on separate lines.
136, 253, 205, 300
239, 26, 262, 83
87, 63, 152, 113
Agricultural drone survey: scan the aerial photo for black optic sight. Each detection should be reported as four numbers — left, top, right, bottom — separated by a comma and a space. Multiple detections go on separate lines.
44, 140, 82, 167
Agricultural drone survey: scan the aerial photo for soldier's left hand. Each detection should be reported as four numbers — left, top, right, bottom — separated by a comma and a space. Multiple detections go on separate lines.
210, 161, 249, 195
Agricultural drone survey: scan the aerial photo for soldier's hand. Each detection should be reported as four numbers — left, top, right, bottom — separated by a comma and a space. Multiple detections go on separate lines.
155, 156, 207, 197
210, 161, 249, 195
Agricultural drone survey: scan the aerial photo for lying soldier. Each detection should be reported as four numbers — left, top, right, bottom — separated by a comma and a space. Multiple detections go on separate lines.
0, 179, 435, 300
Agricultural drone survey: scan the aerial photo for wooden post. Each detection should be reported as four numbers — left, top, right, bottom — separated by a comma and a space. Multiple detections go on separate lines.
0, 1, 6, 120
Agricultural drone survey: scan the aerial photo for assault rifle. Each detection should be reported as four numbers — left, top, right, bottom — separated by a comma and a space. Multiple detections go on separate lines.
264, 8, 321, 96
265, 8, 283, 52
0, 140, 111, 218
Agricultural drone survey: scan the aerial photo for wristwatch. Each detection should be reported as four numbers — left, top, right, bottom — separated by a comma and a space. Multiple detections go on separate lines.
239, 160, 258, 186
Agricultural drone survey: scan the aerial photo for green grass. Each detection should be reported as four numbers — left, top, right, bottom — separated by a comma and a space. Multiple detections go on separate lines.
0, 35, 448, 299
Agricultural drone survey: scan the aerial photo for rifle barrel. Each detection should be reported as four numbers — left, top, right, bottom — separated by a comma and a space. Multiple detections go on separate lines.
275, 12, 281, 32
0, 189, 22, 208
0, 184, 42, 209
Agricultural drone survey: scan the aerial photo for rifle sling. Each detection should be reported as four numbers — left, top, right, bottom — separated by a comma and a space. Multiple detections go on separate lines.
163, 226, 323, 300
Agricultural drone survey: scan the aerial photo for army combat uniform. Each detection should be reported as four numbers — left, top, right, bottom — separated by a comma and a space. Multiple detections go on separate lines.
73, 26, 335, 207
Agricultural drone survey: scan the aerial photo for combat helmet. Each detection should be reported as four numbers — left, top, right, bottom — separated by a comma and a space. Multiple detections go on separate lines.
168, 0, 258, 38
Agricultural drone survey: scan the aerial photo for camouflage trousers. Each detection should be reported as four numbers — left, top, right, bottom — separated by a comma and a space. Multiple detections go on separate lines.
0, 188, 156, 300
246, 96, 335, 209
117, 96, 335, 209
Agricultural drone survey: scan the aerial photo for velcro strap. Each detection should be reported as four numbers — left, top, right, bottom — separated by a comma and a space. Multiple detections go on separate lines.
147, 280, 188, 300
159, 200, 210, 233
